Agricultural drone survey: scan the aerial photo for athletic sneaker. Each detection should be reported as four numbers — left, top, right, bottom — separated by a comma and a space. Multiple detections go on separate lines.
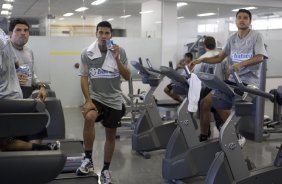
199, 134, 209, 142
238, 134, 246, 147
100, 170, 113, 184
47, 140, 61, 150
76, 158, 94, 176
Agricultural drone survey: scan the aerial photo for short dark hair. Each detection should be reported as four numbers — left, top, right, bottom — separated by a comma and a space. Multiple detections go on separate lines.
9, 18, 30, 32
96, 21, 113, 32
204, 36, 216, 50
185, 52, 193, 60
236, 9, 252, 21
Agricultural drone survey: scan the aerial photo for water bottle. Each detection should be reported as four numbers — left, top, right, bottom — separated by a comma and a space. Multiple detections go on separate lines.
106, 39, 114, 50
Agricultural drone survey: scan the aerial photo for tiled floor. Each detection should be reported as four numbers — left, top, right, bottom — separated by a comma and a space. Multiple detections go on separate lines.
62, 99, 282, 184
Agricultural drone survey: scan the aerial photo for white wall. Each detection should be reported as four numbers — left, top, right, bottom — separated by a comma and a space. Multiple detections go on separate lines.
161, 1, 178, 66
141, 0, 162, 38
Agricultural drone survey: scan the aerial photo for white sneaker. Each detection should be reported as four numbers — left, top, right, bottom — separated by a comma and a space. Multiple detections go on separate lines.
100, 170, 113, 184
47, 140, 61, 150
76, 158, 94, 176
238, 134, 246, 147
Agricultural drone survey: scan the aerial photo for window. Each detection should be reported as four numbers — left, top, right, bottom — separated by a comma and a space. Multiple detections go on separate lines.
229, 18, 282, 31
198, 24, 218, 33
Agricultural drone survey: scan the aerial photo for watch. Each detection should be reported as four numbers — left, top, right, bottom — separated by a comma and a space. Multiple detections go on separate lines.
39, 83, 47, 89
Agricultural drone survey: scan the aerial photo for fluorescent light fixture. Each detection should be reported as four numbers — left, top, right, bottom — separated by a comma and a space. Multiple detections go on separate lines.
177, 2, 188, 8
177, 16, 184, 19
154, 21, 162, 24
91, 0, 106, 6
4, 0, 14, 2
31, 24, 39, 28
139, 10, 154, 14
197, 13, 216, 17
2, 3, 13, 10
58, 17, 65, 20
120, 15, 131, 19
232, 7, 257, 12
107, 18, 114, 21
1, 10, 9, 15
63, 13, 74, 17
75, 7, 88, 12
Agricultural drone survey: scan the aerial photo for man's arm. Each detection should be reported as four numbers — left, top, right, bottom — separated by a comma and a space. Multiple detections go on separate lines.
111, 45, 130, 81
81, 76, 91, 102
201, 51, 227, 64
33, 74, 47, 101
231, 54, 264, 72
189, 51, 227, 68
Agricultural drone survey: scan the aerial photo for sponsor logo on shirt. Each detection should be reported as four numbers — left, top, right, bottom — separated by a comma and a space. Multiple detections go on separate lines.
231, 52, 253, 62
89, 67, 119, 79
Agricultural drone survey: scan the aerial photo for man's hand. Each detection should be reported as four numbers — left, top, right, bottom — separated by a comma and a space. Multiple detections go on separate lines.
110, 44, 120, 60
37, 87, 47, 101
82, 100, 97, 117
231, 63, 243, 72
18, 74, 28, 85
188, 58, 202, 69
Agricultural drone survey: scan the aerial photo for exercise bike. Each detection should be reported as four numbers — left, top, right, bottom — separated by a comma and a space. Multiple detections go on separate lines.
198, 70, 282, 184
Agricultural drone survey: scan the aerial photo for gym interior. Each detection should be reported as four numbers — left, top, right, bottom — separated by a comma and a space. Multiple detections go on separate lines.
1, 0, 282, 184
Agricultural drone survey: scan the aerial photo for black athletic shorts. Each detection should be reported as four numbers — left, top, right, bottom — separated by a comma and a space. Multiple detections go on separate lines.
92, 99, 126, 128
200, 87, 212, 100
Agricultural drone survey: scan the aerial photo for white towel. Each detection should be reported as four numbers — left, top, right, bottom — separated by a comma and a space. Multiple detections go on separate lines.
188, 73, 202, 112
86, 40, 117, 72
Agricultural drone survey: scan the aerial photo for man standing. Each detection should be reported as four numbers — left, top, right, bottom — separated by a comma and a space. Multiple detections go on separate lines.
77, 21, 130, 184
190, 9, 268, 125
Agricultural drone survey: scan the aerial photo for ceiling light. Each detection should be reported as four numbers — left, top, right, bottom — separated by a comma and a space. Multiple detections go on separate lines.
232, 7, 257, 12
177, 2, 188, 8
139, 10, 154, 14
120, 15, 131, 19
107, 18, 114, 21
58, 17, 65, 21
63, 13, 74, 17
154, 21, 162, 24
177, 16, 184, 19
4, 0, 14, 2
197, 13, 216, 17
91, 0, 106, 6
75, 7, 88, 12
1, 10, 9, 15
2, 3, 13, 10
